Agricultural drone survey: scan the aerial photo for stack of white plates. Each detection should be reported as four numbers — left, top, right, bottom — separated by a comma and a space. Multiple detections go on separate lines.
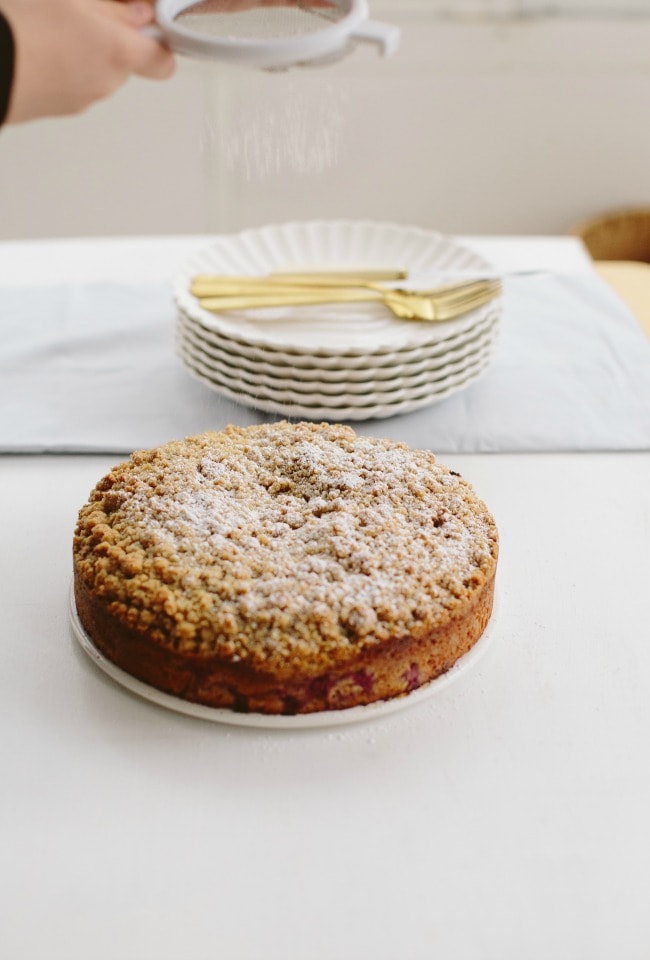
172, 221, 503, 421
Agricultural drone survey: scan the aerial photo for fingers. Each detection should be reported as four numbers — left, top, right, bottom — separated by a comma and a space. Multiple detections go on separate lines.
104, 1, 176, 81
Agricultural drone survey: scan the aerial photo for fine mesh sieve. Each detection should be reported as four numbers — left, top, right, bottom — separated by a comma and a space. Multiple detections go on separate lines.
151, 0, 400, 69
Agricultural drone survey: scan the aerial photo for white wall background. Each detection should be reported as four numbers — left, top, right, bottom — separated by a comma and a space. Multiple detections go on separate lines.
0, 3, 649, 240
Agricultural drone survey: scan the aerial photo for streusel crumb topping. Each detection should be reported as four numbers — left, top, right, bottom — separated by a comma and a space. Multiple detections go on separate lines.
73, 422, 498, 671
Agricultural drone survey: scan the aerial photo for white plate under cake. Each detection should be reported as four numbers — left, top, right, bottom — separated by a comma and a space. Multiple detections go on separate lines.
72, 422, 499, 716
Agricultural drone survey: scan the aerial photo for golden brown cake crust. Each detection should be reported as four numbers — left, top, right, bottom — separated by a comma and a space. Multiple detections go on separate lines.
73, 421, 498, 714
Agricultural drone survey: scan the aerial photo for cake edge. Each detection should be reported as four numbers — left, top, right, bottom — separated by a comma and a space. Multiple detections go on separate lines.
73, 564, 496, 716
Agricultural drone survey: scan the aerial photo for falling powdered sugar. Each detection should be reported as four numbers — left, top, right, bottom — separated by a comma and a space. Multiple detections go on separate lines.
203, 76, 348, 180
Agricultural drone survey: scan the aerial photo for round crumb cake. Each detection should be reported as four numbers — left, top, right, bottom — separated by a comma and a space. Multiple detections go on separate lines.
73, 422, 498, 715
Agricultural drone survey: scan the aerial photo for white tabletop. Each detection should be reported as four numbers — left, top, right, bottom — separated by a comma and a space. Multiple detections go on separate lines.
2, 235, 650, 959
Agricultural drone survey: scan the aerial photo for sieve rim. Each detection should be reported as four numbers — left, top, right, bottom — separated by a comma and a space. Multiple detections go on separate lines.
154, 0, 370, 67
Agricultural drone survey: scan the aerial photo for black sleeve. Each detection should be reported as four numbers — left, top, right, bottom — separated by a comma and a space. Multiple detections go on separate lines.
0, 9, 15, 126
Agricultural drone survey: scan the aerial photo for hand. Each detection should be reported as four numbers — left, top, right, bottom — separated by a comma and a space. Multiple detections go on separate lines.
2, 0, 175, 124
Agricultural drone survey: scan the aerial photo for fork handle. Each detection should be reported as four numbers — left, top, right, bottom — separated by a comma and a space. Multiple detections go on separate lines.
198, 289, 384, 312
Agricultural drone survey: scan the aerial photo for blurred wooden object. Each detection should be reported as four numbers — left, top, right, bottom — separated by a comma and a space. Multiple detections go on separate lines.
572, 208, 650, 263
571, 209, 650, 339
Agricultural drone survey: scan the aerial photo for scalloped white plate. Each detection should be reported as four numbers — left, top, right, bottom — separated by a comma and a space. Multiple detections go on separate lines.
176, 331, 496, 403
177, 345, 494, 421
178, 301, 502, 374
176, 331, 495, 396
173, 221, 501, 355
70, 585, 499, 729
176, 311, 500, 382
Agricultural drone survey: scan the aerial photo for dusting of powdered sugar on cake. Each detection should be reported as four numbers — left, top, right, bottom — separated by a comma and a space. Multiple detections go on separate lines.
74, 422, 498, 670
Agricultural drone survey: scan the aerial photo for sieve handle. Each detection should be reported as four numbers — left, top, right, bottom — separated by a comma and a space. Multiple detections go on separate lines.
350, 20, 400, 58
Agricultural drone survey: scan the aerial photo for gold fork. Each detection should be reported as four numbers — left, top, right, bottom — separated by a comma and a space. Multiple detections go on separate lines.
191, 272, 495, 298
191, 269, 408, 294
190, 277, 502, 323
